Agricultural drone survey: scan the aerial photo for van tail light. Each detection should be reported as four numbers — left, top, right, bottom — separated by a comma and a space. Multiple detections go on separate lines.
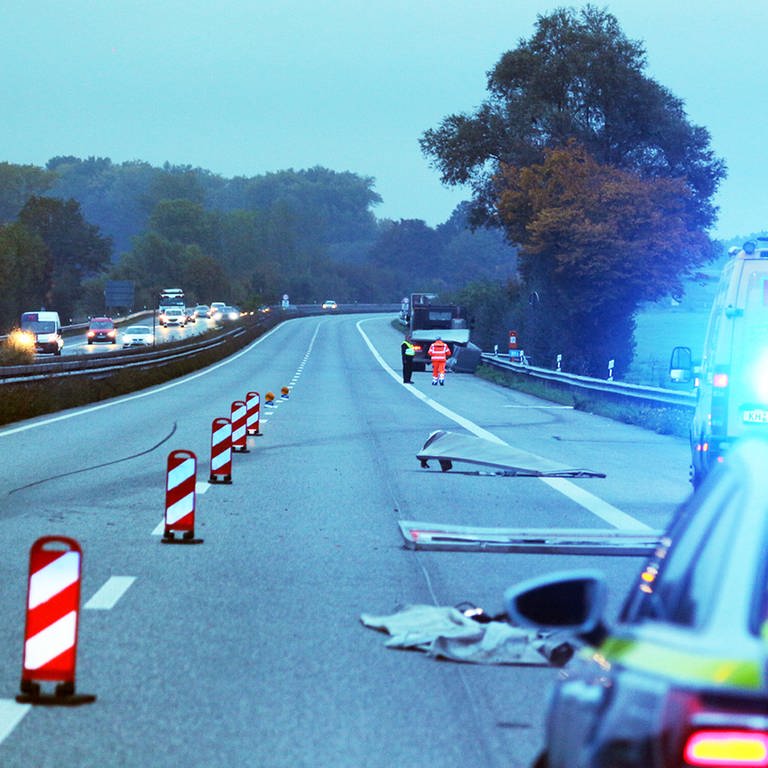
711, 365, 730, 431
684, 730, 768, 766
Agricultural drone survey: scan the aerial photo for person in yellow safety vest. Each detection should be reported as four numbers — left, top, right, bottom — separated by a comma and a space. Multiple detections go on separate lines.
427, 337, 451, 386
401, 339, 416, 384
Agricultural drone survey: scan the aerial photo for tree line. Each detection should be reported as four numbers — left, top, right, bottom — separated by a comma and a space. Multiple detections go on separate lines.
0, 159, 516, 334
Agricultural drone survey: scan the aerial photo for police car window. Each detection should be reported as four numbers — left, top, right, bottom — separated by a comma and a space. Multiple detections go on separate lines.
624, 474, 739, 626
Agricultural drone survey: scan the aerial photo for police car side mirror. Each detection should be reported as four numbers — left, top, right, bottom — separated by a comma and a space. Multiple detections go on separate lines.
504, 570, 607, 637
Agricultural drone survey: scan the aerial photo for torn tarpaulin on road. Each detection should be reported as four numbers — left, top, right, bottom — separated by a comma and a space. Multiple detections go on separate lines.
360, 604, 574, 666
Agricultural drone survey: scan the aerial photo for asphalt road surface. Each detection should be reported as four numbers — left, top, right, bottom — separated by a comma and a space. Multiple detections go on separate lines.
0, 314, 692, 768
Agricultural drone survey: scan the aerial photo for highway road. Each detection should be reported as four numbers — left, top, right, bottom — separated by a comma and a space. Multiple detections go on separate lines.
0, 313, 692, 768
59, 313, 218, 356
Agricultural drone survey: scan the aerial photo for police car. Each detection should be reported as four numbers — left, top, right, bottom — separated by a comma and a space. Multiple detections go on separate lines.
506, 438, 768, 768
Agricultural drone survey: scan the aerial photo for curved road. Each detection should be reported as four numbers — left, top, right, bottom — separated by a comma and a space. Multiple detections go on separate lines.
0, 314, 691, 768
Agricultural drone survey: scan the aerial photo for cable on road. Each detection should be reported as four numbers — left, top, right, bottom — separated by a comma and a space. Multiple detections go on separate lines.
8, 422, 178, 496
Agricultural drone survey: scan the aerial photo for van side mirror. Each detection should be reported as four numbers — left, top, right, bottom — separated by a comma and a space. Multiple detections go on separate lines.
504, 570, 607, 636
669, 345, 693, 383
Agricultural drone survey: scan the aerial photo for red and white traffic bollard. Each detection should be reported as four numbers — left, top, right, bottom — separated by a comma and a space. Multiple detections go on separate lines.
508, 330, 522, 363
231, 400, 249, 453
17, 536, 96, 704
209, 417, 233, 484
163, 450, 203, 544
246, 391, 262, 436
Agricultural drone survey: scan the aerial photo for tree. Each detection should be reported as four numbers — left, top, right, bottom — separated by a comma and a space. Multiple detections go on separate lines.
0, 163, 56, 224
495, 142, 713, 375
149, 199, 219, 254
367, 219, 446, 299
0, 223, 50, 330
420, 5, 725, 231
18, 196, 112, 319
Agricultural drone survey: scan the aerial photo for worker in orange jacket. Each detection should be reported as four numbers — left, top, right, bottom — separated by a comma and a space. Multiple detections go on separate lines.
427, 337, 451, 386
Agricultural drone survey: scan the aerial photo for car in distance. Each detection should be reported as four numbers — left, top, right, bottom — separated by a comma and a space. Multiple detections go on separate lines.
87, 317, 117, 344
195, 304, 210, 319
184, 307, 197, 323
159, 307, 185, 327
214, 305, 241, 322
322, 299, 338, 310
505, 438, 768, 768
208, 302, 227, 318
121, 325, 154, 347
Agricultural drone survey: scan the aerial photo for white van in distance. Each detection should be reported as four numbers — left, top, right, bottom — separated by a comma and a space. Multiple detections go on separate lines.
20, 310, 63, 355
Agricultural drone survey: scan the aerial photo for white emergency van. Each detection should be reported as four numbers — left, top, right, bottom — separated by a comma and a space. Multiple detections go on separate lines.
20, 310, 63, 355
671, 239, 768, 486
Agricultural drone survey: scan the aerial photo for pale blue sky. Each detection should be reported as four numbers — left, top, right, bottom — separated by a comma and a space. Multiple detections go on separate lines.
1, 1, 765, 239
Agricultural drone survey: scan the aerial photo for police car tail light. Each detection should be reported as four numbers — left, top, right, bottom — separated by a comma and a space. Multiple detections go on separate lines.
683, 730, 768, 766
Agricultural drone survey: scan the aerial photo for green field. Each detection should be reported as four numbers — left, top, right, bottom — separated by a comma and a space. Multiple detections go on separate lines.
626, 266, 721, 387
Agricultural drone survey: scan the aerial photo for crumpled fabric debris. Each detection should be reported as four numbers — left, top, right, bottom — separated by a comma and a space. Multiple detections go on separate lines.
360, 604, 568, 665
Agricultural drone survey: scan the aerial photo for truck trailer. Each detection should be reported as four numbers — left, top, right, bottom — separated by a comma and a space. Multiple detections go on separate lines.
404, 293, 481, 373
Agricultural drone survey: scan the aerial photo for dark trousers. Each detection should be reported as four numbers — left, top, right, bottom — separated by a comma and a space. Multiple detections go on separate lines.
402, 356, 413, 383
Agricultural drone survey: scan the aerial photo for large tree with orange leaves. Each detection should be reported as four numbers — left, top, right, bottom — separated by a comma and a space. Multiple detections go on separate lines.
495, 142, 712, 374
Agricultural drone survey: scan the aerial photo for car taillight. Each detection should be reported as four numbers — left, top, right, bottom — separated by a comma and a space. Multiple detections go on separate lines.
663, 690, 768, 768
684, 730, 768, 766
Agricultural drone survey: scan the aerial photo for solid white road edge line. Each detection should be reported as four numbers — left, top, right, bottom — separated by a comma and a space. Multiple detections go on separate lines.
356, 318, 651, 532
84, 576, 136, 610
0, 700, 30, 746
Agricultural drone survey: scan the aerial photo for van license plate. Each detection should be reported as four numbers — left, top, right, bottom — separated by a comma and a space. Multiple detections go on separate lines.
743, 409, 768, 423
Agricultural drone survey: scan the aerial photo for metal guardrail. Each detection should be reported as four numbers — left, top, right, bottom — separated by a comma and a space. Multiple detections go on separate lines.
480, 353, 697, 410
0, 326, 247, 384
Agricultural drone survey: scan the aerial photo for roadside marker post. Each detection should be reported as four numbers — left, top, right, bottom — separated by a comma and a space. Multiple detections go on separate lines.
17, 536, 96, 705
230, 400, 249, 453
246, 391, 262, 436
209, 418, 233, 484
163, 450, 203, 544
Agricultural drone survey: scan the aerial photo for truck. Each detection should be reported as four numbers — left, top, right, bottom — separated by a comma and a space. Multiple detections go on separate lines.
404, 292, 481, 373
158, 288, 186, 326
670, 238, 768, 487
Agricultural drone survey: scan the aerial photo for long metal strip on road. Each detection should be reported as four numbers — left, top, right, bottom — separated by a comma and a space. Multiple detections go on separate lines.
399, 521, 664, 555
